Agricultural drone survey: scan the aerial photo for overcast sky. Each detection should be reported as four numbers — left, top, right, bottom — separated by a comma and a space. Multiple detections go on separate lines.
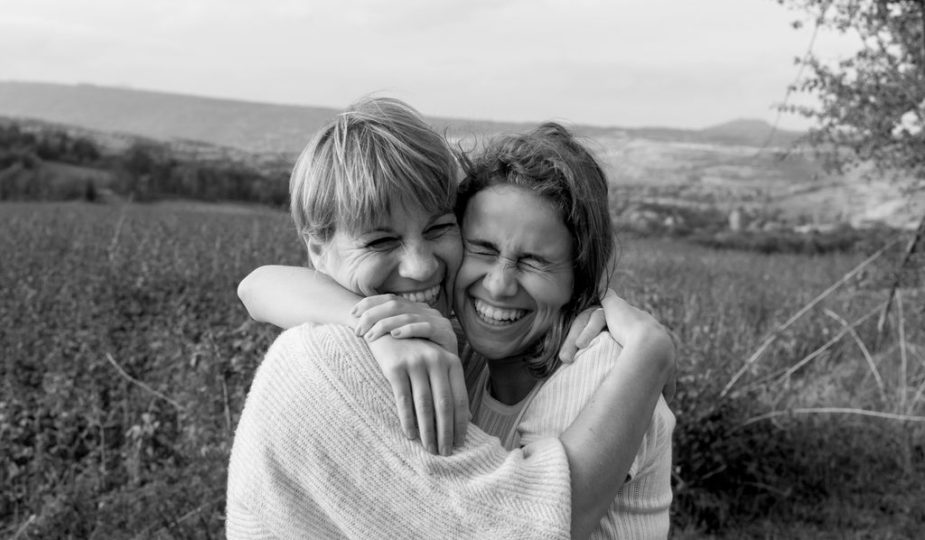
2, 0, 860, 129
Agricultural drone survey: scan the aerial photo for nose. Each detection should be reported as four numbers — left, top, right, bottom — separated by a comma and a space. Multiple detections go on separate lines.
398, 242, 439, 281
483, 260, 517, 298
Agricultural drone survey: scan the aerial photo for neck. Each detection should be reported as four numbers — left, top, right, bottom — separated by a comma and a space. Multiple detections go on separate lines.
486, 356, 538, 405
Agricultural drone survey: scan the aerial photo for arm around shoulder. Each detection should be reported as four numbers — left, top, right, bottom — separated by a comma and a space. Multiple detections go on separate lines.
237, 265, 359, 328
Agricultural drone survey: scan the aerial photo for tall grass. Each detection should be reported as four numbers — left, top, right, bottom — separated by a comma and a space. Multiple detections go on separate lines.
1, 202, 922, 538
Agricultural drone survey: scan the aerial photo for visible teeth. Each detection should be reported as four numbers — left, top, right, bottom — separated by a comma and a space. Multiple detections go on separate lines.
473, 299, 526, 325
398, 285, 441, 307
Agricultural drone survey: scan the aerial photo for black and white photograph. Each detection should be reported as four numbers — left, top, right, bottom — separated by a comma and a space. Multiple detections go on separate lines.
2, 0, 923, 538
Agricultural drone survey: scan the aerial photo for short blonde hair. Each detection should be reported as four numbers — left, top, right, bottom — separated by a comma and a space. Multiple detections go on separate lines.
290, 97, 458, 253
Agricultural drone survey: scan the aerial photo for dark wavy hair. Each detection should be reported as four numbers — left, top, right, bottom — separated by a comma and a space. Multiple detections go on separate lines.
456, 123, 615, 378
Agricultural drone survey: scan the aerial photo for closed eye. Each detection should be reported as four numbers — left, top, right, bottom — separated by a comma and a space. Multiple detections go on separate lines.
364, 236, 400, 251
464, 239, 498, 257
519, 256, 549, 271
424, 222, 457, 239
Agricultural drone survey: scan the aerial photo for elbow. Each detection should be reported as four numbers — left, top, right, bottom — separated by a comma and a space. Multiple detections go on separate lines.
237, 271, 264, 323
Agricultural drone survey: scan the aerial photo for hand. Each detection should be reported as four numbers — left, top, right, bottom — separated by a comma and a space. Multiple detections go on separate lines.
558, 306, 607, 364
352, 294, 458, 355
366, 336, 469, 456
600, 290, 677, 402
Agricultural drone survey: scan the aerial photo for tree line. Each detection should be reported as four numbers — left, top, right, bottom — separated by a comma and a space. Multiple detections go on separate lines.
0, 122, 290, 206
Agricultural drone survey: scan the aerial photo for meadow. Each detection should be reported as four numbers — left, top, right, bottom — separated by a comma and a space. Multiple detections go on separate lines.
2, 201, 922, 539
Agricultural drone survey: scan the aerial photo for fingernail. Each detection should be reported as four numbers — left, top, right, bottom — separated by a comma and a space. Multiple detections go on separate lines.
440, 445, 450, 456
391, 329, 401, 337
407, 428, 418, 440
427, 443, 437, 454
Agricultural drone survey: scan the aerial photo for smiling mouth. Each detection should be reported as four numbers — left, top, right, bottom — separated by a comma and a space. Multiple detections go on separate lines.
397, 284, 441, 307
472, 298, 527, 326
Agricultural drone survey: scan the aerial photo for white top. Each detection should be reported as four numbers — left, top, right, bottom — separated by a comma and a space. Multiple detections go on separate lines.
466, 333, 675, 539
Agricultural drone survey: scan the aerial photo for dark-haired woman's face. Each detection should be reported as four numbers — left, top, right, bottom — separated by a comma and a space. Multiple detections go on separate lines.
454, 184, 574, 361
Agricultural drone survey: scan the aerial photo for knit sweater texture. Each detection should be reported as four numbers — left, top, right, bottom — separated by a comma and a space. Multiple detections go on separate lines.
226, 324, 572, 539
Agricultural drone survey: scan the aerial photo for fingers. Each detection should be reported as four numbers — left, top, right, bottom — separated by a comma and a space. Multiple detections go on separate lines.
370, 336, 462, 456
559, 306, 606, 364
361, 313, 418, 341
384, 369, 418, 441
351, 294, 398, 317
391, 321, 458, 355
575, 308, 606, 349
558, 310, 586, 364
429, 366, 455, 456
601, 289, 659, 346
353, 296, 438, 336
408, 364, 437, 454
448, 360, 469, 447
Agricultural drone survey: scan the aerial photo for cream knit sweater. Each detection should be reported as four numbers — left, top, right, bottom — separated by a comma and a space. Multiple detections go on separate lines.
226, 324, 572, 539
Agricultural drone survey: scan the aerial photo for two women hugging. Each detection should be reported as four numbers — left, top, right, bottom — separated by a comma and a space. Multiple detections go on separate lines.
227, 97, 676, 539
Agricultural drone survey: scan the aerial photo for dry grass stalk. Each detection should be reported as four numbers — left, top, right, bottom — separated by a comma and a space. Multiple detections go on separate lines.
10, 515, 36, 540
739, 407, 925, 429
898, 290, 908, 414
107, 200, 130, 265
730, 301, 884, 397
720, 238, 901, 399
776, 304, 882, 382
823, 308, 885, 400
105, 353, 184, 411
130, 495, 224, 540
875, 214, 924, 346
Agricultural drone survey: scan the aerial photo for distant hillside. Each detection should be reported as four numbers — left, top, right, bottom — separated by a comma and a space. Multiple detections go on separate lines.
0, 81, 802, 155
3, 80, 919, 229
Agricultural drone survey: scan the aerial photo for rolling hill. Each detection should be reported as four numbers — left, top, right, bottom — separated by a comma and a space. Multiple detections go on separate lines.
0, 81, 802, 155
1, 80, 920, 229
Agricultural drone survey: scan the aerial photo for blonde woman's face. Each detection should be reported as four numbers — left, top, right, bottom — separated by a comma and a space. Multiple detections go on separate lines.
454, 184, 574, 360
313, 198, 462, 316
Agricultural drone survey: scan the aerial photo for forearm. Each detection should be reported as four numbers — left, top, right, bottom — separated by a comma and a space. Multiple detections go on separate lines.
560, 332, 674, 539
237, 265, 360, 328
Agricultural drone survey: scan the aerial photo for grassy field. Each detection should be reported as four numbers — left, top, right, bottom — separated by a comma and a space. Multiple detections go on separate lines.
2, 201, 923, 539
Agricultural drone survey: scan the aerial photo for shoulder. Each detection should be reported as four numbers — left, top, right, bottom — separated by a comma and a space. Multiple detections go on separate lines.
520, 334, 623, 436
546, 332, 623, 391
269, 322, 362, 358
242, 324, 372, 422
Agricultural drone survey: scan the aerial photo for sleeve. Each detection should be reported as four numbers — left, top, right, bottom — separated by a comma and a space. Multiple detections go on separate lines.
227, 324, 572, 540
517, 333, 645, 481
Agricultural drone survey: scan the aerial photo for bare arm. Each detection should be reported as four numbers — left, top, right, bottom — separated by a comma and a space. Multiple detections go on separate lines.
238, 265, 359, 328
560, 292, 675, 539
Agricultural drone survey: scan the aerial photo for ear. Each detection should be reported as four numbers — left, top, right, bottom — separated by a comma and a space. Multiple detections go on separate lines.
306, 236, 328, 273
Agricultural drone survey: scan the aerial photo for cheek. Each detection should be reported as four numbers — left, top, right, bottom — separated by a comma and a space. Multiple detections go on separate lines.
435, 236, 464, 276
532, 272, 574, 312
344, 252, 392, 295
455, 255, 485, 292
